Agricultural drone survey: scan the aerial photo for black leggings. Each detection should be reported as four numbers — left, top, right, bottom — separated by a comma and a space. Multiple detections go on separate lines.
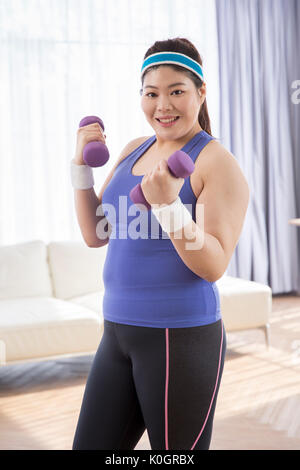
72, 318, 226, 450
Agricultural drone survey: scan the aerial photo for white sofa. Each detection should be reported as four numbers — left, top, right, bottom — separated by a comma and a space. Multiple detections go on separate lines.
0, 240, 272, 365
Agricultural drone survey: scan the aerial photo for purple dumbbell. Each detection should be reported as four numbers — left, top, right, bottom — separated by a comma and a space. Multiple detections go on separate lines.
79, 116, 110, 167
129, 150, 195, 210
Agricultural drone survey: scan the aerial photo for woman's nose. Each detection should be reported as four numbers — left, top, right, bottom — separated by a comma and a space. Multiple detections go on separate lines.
156, 97, 172, 111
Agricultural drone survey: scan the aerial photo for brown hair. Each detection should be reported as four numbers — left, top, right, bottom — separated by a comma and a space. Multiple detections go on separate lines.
141, 37, 212, 136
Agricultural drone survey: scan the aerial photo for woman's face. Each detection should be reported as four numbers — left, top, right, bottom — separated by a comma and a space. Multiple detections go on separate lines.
140, 65, 206, 142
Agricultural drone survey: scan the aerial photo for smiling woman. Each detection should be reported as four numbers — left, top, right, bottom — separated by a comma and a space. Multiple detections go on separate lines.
72, 37, 248, 452
140, 69, 205, 142
140, 38, 212, 141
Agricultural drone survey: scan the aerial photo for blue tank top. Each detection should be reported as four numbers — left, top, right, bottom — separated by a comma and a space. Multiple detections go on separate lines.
101, 130, 221, 328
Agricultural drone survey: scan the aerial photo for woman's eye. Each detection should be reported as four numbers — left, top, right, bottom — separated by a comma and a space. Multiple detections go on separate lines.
146, 90, 183, 97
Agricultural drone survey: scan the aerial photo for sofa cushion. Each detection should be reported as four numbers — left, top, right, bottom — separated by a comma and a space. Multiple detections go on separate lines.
0, 240, 53, 300
47, 241, 107, 300
70, 291, 104, 314
0, 297, 103, 362
216, 275, 272, 330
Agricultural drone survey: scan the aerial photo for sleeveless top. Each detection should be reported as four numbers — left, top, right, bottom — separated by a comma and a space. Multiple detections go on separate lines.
101, 130, 221, 328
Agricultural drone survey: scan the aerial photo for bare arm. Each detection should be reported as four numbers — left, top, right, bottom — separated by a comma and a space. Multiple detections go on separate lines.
74, 136, 149, 248
73, 186, 108, 248
169, 141, 250, 282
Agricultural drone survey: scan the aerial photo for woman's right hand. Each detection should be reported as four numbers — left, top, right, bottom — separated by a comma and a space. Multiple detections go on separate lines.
74, 122, 106, 165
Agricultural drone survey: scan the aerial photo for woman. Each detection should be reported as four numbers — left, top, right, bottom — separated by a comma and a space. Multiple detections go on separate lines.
71, 37, 249, 450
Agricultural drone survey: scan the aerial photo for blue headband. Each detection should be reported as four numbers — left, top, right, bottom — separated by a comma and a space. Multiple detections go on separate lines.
141, 52, 204, 82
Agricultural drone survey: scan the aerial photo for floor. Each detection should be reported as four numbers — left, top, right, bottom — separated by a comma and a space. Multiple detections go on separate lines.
0, 293, 300, 450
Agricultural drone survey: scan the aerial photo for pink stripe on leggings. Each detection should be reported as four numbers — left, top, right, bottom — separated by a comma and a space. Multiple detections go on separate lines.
190, 321, 224, 450
165, 328, 169, 450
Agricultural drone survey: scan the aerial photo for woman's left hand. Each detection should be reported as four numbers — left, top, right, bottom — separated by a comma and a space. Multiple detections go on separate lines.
140, 159, 184, 207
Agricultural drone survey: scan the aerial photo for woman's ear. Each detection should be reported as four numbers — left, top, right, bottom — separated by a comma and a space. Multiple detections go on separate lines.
198, 83, 207, 103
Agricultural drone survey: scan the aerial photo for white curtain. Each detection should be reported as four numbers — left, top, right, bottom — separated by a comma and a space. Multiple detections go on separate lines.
215, 0, 300, 294
0, 0, 219, 245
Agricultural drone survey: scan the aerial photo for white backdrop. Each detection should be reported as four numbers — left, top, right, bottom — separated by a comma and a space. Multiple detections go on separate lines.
0, 0, 219, 245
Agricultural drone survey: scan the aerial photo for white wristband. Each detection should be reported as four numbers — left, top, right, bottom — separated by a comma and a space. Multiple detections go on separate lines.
70, 159, 95, 189
151, 196, 192, 234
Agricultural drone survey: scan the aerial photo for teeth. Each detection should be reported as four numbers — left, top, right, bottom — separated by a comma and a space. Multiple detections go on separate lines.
159, 117, 178, 123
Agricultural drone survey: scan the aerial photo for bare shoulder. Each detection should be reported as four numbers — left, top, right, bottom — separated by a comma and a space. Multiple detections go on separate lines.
197, 139, 248, 187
